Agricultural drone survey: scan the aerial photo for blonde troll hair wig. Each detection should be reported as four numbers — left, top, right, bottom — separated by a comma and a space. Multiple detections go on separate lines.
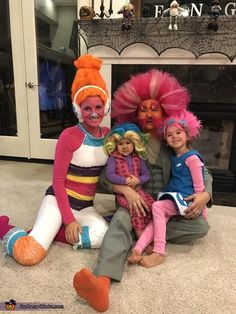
104, 123, 150, 159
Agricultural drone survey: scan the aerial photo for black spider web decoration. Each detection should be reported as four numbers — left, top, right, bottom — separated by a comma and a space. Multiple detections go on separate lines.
69, 16, 236, 62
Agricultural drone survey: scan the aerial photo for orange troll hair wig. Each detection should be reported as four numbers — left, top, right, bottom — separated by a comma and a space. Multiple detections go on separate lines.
71, 54, 109, 120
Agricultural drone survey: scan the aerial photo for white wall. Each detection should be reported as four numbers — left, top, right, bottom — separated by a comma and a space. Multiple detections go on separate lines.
78, 0, 122, 18
35, 0, 58, 22
51, 6, 77, 57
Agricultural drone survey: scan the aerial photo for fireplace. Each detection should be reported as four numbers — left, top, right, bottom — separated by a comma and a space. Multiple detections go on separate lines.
72, 15, 236, 204
111, 64, 236, 195
190, 104, 236, 193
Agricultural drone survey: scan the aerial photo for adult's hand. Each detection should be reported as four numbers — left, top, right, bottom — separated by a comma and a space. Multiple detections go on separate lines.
65, 221, 82, 244
123, 186, 149, 217
184, 192, 210, 219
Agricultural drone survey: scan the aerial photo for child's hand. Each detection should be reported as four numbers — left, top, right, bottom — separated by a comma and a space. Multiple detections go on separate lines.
126, 175, 140, 188
65, 221, 82, 245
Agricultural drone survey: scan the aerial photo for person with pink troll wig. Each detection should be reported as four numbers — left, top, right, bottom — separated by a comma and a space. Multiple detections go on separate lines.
128, 110, 208, 267
73, 69, 213, 312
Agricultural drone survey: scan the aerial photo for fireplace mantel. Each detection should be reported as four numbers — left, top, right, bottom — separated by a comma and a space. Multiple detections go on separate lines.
70, 16, 236, 61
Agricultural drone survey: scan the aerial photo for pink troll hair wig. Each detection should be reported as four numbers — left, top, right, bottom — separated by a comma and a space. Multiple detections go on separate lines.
112, 69, 190, 124
162, 110, 202, 141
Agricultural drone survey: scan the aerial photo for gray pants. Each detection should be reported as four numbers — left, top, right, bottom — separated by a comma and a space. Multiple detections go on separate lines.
93, 207, 210, 281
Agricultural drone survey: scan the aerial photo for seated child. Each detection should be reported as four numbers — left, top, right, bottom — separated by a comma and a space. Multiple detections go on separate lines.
128, 110, 207, 267
104, 122, 155, 237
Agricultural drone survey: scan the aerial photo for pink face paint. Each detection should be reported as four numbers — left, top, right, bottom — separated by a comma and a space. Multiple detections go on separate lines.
80, 96, 105, 130
137, 99, 163, 132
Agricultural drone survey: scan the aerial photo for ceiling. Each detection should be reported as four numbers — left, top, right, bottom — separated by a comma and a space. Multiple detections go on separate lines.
37, 0, 77, 6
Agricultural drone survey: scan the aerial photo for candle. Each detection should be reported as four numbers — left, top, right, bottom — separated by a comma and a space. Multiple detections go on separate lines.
109, 0, 113, 12
101, 0, 104, 7
91, 0, 94, 9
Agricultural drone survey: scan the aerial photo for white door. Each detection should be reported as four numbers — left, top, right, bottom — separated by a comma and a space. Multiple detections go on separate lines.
0, 0, 78, 159
0, 0, 30, 158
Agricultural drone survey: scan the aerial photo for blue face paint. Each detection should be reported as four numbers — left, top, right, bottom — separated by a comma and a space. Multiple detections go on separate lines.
90, 112, 99, 118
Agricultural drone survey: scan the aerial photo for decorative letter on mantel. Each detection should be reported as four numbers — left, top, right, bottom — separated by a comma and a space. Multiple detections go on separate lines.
69, 16, 236, 62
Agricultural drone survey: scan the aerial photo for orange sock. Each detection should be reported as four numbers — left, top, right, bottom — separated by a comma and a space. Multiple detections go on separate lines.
13, 236, 46, 266
73, 268, 110, 312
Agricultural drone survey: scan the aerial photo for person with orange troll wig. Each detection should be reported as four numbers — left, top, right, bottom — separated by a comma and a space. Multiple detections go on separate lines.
0, 54, 110, 265
73, 69, 213, 312
128, 110, 208, 267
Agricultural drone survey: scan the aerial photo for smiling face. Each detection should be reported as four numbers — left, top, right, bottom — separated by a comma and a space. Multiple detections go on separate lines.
117, 138, 134, 156
137, 99, 163, 132
165, 125, 189, 154
80, 96, 105, 130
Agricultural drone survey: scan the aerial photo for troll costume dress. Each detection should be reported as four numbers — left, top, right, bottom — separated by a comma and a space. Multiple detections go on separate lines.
0, 54, 110, 266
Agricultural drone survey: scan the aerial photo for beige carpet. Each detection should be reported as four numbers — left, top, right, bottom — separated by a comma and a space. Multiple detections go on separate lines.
0, 160, 236, 314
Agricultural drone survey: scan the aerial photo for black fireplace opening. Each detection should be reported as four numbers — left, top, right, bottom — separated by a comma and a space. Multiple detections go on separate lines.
112, 64, 236, 206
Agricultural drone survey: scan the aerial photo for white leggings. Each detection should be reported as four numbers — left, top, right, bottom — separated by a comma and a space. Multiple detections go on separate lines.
29, 195, 108, 251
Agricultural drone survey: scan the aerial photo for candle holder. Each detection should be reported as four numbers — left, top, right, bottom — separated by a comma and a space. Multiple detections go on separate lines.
95, 3, 113, 19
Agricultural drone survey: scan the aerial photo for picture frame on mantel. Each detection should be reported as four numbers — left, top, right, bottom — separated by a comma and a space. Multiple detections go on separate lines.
131, 0, 170, 18
130, 0, 141, 17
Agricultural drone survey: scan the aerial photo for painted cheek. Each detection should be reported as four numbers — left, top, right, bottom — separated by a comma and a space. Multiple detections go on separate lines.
81, 112, 90, 122
97, 107, 105, 118
83, 116, 92, 125
152, 116, 161, 124
137, 117, 147, 130
155, 111, 162, 120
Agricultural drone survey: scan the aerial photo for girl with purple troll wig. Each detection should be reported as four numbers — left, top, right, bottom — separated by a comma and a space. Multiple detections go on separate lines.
128, 110, 208, 268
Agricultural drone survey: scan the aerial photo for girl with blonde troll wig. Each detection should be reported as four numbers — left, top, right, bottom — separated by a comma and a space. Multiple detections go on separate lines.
104, 122, 155, 234
104, 123, 149, 159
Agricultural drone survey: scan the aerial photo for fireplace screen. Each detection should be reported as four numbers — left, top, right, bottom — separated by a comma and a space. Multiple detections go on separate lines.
193, 119, 234, 170
112, 64, 236, 188
112, 65, 236, 105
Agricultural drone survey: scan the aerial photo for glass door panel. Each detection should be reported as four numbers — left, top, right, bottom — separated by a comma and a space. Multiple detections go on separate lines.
0, 1, 16, 136
0, 0, 30, 157
22, 0, 77, 159
35, 0, 77, 139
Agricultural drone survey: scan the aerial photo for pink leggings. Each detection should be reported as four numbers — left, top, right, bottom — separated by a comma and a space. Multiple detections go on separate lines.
133, 199, 178, 254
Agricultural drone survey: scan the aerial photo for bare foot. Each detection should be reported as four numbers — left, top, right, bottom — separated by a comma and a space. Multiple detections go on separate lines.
140, 252, 165, 268
128, 250, 142, 264
144, 242, 153, 255
135, 229, 143, 238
